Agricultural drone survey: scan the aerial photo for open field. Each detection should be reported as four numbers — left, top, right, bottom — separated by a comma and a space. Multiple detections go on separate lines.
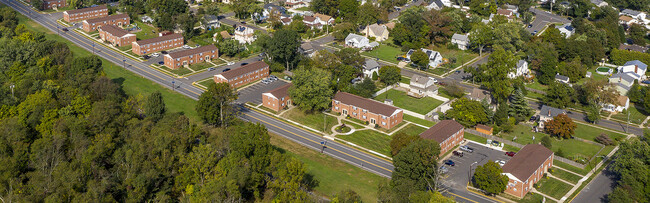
403, 114, 436, 127
499, 125, 602, 162
362, 44, 403, 64
374, 89, 443, 115
281, 108, 338, 134
337, 129, 392, 156
550, 168, 582, 184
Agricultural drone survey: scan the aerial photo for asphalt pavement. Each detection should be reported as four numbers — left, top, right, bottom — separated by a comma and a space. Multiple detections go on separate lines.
527, 8, 571, 34
571, 163, 617, 203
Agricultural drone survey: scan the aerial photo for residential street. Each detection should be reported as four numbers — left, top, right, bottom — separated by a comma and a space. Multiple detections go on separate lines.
527, 8, 571, 34
571, 163, 618, 203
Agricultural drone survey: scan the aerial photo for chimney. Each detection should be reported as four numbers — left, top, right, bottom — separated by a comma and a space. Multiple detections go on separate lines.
635, 65, 638, 74
548, 110, 551, 117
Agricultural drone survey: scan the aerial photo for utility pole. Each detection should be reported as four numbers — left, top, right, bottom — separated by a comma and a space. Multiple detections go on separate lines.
171, 78, 176, 90
468, 162, 478, 184
626, 110, 630, 133
9, 84, 15, 99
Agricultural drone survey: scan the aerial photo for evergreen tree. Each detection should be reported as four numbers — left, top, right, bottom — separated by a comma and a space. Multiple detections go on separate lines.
144, 91, 166, 122
481, 99, 494, 123
494, 104, 509, 126
509, 88, 532, 122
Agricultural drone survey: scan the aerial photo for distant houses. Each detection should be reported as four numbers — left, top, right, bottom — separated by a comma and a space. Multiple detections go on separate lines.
213, 61, 270, 88
234, 25, 256, 44
508, 60, 530, 79
362, 59, 380, 78
538, 105, 567, 128
82, 13, 130, 32
406, 48, 444, 68
63, 5, 108, 22
555, 74, 570, 84
361, 24, 390, 41
609, 60, 647, 95
345, 33, 379, 50
131, 33, 184, 55
451, 33, 470, 50
555, 23, 575, 39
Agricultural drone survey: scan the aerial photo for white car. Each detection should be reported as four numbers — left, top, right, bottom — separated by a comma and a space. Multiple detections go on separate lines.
182, 45, 191, 49
261, 79, 270, 84
227, 62, 235, 65
151, 53, 160, 57
494, 160, 506, 167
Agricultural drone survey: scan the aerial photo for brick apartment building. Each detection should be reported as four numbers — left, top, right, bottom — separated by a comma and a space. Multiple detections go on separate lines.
63, 5, 108, 22
502, 144, 554, 198
82, 13, 130, 32
332, 92, 403, 129
213, 61, 270, 88
163, 45, 218, 69
131, 33, 184, 55
262, 83, 292, 112
419, 120, 464, 155
98, 24, 136, 47
31, 0, 67, 10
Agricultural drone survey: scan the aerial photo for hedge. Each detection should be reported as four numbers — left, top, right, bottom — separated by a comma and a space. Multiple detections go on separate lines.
610, 49, 650, 66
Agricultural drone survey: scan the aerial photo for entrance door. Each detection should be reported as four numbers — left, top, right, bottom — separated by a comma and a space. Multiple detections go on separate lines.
342, 109, 348, 115
370, 118, 376, 124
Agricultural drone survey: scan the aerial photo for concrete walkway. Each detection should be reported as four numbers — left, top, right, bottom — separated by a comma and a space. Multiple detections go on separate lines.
640, 116, 650, 127
532, 188, 560, 202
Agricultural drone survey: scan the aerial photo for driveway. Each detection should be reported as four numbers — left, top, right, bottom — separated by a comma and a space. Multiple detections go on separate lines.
236, 79, 289, 104
441, 142, 512, 189
527, 8, 571, 34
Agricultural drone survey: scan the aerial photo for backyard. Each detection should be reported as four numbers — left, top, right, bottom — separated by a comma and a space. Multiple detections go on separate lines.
281, 108, 338, 134
132, 21, 159, 40
425, 46, 478, 75
403, 114, 436, 127
374, 89, 444, 115
362, 44, 403, 64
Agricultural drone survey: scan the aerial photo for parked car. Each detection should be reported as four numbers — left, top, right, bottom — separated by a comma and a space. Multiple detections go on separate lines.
222, 68, 231, 72
444, 160, 455, 166
437, 82, 447, 86
642, 80, 650, 84
261, 79, 270, 84
453, 151, 464, 157
505, 152, 516, 157
527, 24, 532, 28
491, 140, 500, 146
269, 75, 278, 81
240, 21, 247, 24
259, 52, 266, 57
459, 146, 473, 153
494, 160, 506, 167
152, 53, 160, 57
161, 51, 168, 54
227, 62, 235, 65
403, 58, 411, 63
529, 115, 538, 122
439, 166, 449, 174
397, 56, 405, 61
182, 45, 191, 49
208, 68, 215, 71
158, 61, 164, 65
241, 62, 248, 66
284, 76, 292, 81
143, 55, 151, 59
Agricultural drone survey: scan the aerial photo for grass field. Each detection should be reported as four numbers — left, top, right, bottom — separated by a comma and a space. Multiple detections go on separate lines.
400, 76, 411, 84
269, 132, 385, 202
337, 129, 392, 156
553, 160, 591, 175
394, 123, 427, 136
610, 104, 648, 125
464, 132, 487, 144
403, 114, 436, 127
133, 21, 159, 40
525, 78, 548, 92
550, 168, 583, 184
15, 10, 199, 121
374, 89, 444, 114
281, 108, 338, 134
502, 144, 520, 152
536, 177, 573, 199
499, 125, 602, 162
519, 193, 555, 203
362, 44, 403, 64
342, 120, 365, 129
573, 123, 627, 142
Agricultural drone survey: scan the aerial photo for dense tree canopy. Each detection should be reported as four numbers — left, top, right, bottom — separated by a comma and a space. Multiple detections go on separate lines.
608, 137, 650, 202
473, 161, 508, 195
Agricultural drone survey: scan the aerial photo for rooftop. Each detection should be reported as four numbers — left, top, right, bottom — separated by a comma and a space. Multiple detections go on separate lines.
363, 59, 380, 70
452, 33, 469, 42
265, 83, 292, 99
539, 105, 566, 118
85, 13, 129, 24
167, 45, 217, 59
419, 120, 464, 144
65, 5, 107, 15
333, 92, 401, 117
134, 33, 183, 46
98, 24, 131, 37
217, 61, 269, 80
502, 144, 553, 181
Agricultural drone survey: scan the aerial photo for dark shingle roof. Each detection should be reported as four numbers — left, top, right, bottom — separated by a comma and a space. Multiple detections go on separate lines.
98, 24, 130, 37
134, 33, 183, 46
85, 13, 129, 24
167, 45, 217, 59
65, 5, 107, 15
539, 105, 566, 118
555, 74, 570, 81
218, 61, 269, 80
265, 83, 292, 99
333, 92, 400, 117
419, 120, 464, 143
501, 144, 553, 181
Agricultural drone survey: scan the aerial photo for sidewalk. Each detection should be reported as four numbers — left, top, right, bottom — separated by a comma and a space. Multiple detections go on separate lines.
558, 144, 620, 202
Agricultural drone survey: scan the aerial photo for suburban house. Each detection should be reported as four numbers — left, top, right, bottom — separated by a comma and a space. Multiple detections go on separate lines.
504, 4, 519, 13
451, 33, 470, 50
475, 124, 493, 135
508, 60, 530, 79
556, 23, 575, 39
303, 15, 323, 29
496, 9, 515, 20
590, 0, 609, 7
203, 14, 220, 29
538, 105, 567, 128
426, 0, 445, 10
419, 120, 464, 155
281, 17, 292, 25
407, 48, 444, 68
63, 5, 108, 22
163, 45, 218, 69
284, 0, 308, 8
299, 42, 316, 57
467, 88, 492, 103
502, 144, 554, 198
617, 60, 647, 80
262, 83, 293, 112
620, 9, 647, 22
602, 95, 630, 112
213, 61, 270, 88
555, 74, 570, 84
131, 33, 184, 55
619, 44, 648, 53
140, 15, 154, 23
609, 73, 636, 95
331, 92, 404, 129
361, 24, 390, 41
345, 33, 378, 50
262, 3, 286, 20
82, 13, 130, 32
98, 24, 136, 47
363, 59, 380, 78
618, 15, 637, 27
213, 31, 232, 42
234, 25, 256, 44
314, 13, 334, 26
409, 75, 438, 98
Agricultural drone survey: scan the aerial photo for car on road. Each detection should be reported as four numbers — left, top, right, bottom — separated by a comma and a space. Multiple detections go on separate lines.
642, 80, 650, 84
62, 28, 69, 32
505, 152, 516, 157
261, 79, 270, 84
527, 24, 533, 28
491, 140, 500, 146
241, 62, 248, 66
222, 68, 231, 72
439, 166, 448, 174
143, 55, 151, 59
437, 81, 447, 86
460, 146, 473, 153
403, 58, 411, 63
240, 21, 247, 24
152, 53, 160, 57
444, 160, 455, 166
453, 151, 464, 157
208, 68, 215, 71
494, 160, 506, 167
158, 61, 164, 65
182, 45, 191, 49
161, 51, 168, 54
227, 62, 235, 65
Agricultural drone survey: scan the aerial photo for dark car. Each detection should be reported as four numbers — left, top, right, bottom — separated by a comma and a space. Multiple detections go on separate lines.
208, 68, 215, 71
397, 56, 405, 61
240, 21, 247, 24
161, 51, 168, 54
437, 82, 447, 86
505, 152, 516, 157
642, 80, 650, 84
529, 115, 538, 122
62, 28, 69, 32
444, 160, 455, 166
527, 24, 532, 28
222, 68, 231, 72
158, 61, 164, 65
241, 62, 248, 66
143, 55, 151, 60
453, 151, 464, 157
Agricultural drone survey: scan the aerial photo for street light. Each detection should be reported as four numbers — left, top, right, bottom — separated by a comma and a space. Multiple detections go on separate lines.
9, 84, 15, 99
468, 161, 478, 184
171, 79, 176, 90
123, 59, 126, 68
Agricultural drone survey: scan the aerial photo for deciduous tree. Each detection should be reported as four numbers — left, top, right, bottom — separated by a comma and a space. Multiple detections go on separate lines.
544, 114, 576, 139
196, 82, 238, 126
411, 50, 429, 70
391, 139, 441, 201
289, 68, 333, 112
473, 161, 509, 195
144, 91, 166, 122
390, 133, 420, 156
379, 66, 401, 86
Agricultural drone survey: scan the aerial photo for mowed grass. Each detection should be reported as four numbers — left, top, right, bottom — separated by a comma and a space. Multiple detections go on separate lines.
464, 132, 487, 144
519, 193, 556, 203
403, 114, 436, 127
394, 123, 427, 136
337, 129, 392, 156
550, 168, 583, 184
573, 123, 627, 142
610, 104, 649, 125
269, 132, 386, 202
132, 21, 159, 40
281, 108, 338, 134
499, 125, 602, 161
374, 89, 443, 115
362, 44, 403, 64
15, 10, 200, 121
536, 177, 573, 199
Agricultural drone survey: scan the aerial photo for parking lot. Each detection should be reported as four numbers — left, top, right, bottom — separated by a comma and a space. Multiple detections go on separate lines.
236, 79, 289, 104
440, 142, 513, 189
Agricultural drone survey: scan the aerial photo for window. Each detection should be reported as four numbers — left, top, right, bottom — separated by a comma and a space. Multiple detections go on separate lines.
382, 116, 386, 119
382, 122, 386, 125
362, 115, 366, 119
363, 110, 367, 113
353, 112, 357, 116
335, 107, 339, 110
353, 107, 357, 110
335, 101, 339, 104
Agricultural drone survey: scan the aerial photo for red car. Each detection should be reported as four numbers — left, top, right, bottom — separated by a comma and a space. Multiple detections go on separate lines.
505, 152, 516, 157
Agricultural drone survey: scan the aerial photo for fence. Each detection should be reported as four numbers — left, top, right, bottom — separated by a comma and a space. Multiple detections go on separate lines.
465, 129, 587, 169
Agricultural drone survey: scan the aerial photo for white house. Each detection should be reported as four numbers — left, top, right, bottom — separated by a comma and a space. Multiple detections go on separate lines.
602, 95, 630, 112
426, 0, 445, 10
621, 9, 647, 22
539, 105, 567, 128
141, 15, 154, 23
234, 25, 255, 44
262, 3, 286, 20
363, 59, 380, 78
555, 74, 570, 84
314, 13, 334, 26
405, 48, 444, 68
617, 60, 647, 81
345, 33, 378, 50
590, 0, 608, 7
409, 75, 438, 97
451, 33, 470, 50
361, 24, 389, 41
285, 0, 308, 8
303, 15, 322, 29
202, 14, 220, 29
556, 23, 575, 39
508, 60, 530, 79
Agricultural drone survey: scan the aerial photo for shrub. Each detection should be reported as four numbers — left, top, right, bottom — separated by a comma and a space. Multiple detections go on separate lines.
541, 136, 552, 149
595, 133, 616, 146
556, 148, 566, 157
372, 71, 378, 80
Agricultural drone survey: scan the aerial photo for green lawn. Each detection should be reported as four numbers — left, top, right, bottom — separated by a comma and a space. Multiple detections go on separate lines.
374, 89, 444, 114
437, 88, 457, 99
281, 108, 338, 134
342, 120, 365, 129
610, 104, 648, 125
525, 78, 548, 92
394, 124, 427, 136
362, 44, 403, 64
197, 79, 214, 89
535, 177, 573, 199
337, 129, 392, 156
403, 114, 436, 127
400, 76, 411, 84
573, 123, 627, 142
550, 168, 583, 184
502, 144, 520, 152
294, 7, 312, 11
499, 125, 602, 162
576, 66, 608, 84
188, 61, 214, 72
464, 132, 487, 144
519, 193, 555, 203
423, 46, 478, 75
16, 10, 199, 121
553, 160, 590, 176
269, 133, 386, 202
158, 65, 194, 76
118, 44, 132, 51
132, 21, 159, 40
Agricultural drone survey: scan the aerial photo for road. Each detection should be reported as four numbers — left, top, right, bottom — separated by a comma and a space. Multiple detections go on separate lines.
571, 163, 617, 203
527, 8, 571, 34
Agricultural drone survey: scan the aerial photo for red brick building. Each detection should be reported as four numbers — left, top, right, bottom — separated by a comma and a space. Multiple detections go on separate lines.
419, 120, 464, 155
332, 92, 403, 129
34, 0, 67, 10
63, 5, 108, 22
98, 24, 136, 47
163, 45, 218, 69
82, 13, 130, 32
262, 83, 292, 112
131, 33, 184, 56
502, 144, 554, 198
213, 61, 269, 88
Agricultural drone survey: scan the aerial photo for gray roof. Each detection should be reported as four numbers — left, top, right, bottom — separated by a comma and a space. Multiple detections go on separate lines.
345, 33, 367, 42
623, 60, 648, 72
555, 74, 570, 81
431, 0, 444, 9
264, 3, 286, 13
204, 14, 219, 23
617, 83, 632, 91
410, 75, 432, 86
590, 0, 605, 5
364, 59, 380, 70
367, 24, 387, 36
452, 33, 469, 42
540, 105, 566, 118
369, 42, 380, 47
556, 23, 574, 31
517, 60, 527, 68
610, 73, 636, 83
622, 9, 642, 16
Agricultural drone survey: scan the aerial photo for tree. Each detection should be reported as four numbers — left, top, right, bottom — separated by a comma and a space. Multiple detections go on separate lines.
357, 3, 381, 27
629, 24, 647, 46
608, 138, 650, 202
445, 97, 490, 127
411, 50, 429, 70
509, 87, 532, 122
544, 82, 575, 108
475, 47, 516, 103
346, 77, 376, 98
544, 114, 577, 139
338, 0, 359, 21
391, 139, 441, 201
268, 29, 301, 71
472, 161, 509, 195
556, 57, 586, 82
586, 105, 601, 124
331, 189, 362, 203
335, 48, 365, 68
289, 68, 333, 112
31, 0, 44, 10
469, 23, 493, 56
443, 82, 465, 98
423, 9, 453, 45
268, 158, 310, 202
379, 66, 401, 86
217, 39, 241, 57
578, 79, 618, 106
196, 82, 238, 126
231, 0, 256, 19
390, 133, 421, 156
541, 136, 553, 149
144, 91, 166, 122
